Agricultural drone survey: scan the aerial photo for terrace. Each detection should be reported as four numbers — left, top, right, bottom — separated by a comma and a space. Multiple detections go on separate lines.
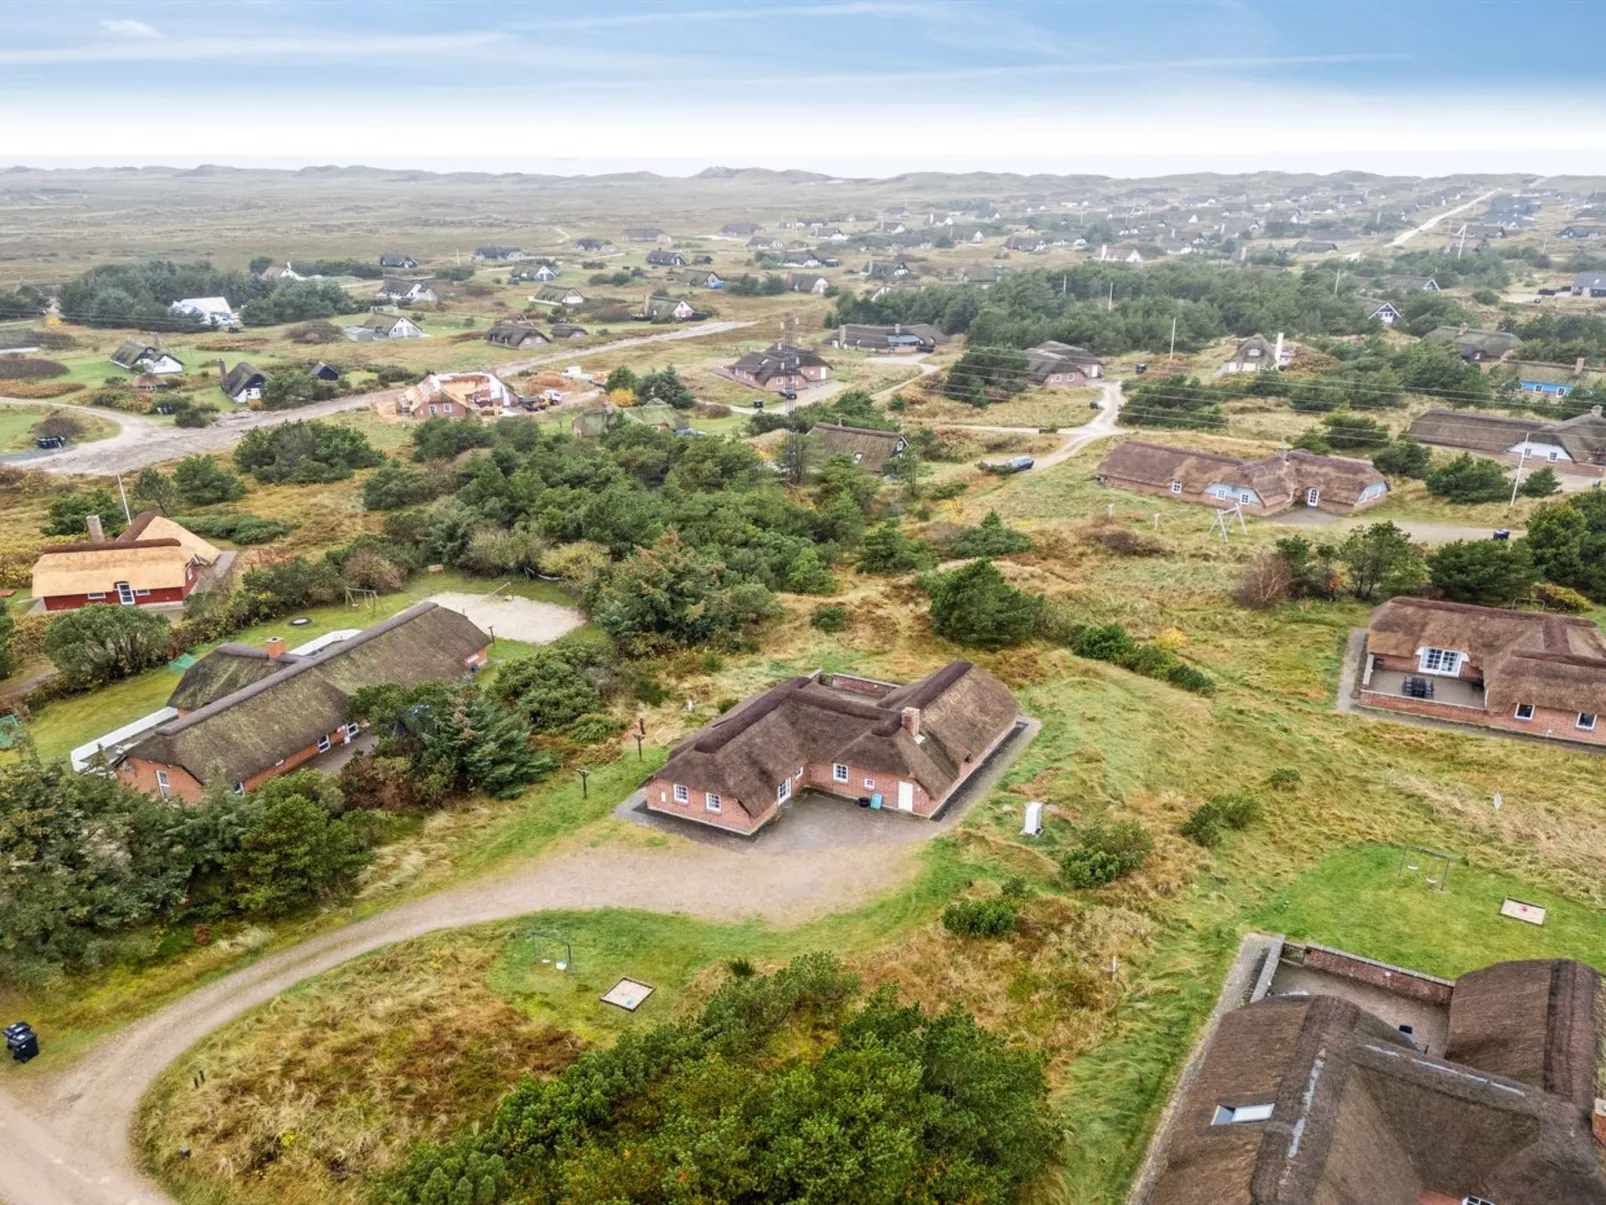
1363, 666, 1487, 710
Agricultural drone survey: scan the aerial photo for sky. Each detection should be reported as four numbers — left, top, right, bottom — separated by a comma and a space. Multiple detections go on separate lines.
6, 1, 1606, 177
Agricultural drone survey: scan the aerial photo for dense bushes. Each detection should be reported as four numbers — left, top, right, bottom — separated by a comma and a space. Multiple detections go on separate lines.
1060, 817, 1153, 887
362, 460, 443, 510
0, 358, 67, 380
1424, 453, 1510, 504
1051, 616, 1216, 694
239, 280, 360, 325
234, 420, 382, 483
172, 455, 246, 506
43, 489, 125, 537
384, 953, 1052, 1205
945, 510, 1033, 557
173, 512, 292, 544
925, 558, 1044, 650
810, 603, 849, 631
942, 894, 1021, 938
0, 763, 375, 977
44, 604, 172, 688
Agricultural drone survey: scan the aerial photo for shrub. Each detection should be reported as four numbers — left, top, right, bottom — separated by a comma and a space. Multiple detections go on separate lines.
43, 489, 125, 538
1519, 465, 1561, 497
1529, 581, 1591, 613
726, 956, 756, 978
1267, 766, 1301, 790
1234, 552, 1294, 609
1060, 847, 1123, 888
941, 896, 1019, 938
566, 713, 624, 745
947, 511, 1033, 557
810, 603, 849, 632
1180, 804, 1223, 847
925, 558, 1045, 650
1117, 642, 1178, 677
1209, 792, 1262, 829
175, 513, 292, 545
1166, 662, 1216, 694
1371, 436, 1432, 479
927, 479, 967, 500
1071, 623, 1134, 662
43, 604, 172, 689
1424, 453, 1510, 504
173, 455, 246, 506
1077, 817, 1153, 876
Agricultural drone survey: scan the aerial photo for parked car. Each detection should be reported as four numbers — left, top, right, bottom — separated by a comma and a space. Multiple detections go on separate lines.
778, 388, 798, 401
1003, 455, 1035, 472
1134, 362, 1149, 374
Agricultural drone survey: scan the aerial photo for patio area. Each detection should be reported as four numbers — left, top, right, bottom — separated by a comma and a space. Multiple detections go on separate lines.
1362, 667, 1486, 710
1266, 960, 1451, 1057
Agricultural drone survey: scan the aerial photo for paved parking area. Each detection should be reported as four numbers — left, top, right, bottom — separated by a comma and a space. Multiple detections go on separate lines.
426, 591, 584, 644
614, 718, 1039, 851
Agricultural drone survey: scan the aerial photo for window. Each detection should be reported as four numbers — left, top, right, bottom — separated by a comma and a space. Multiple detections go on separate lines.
1170, 480, 1183, 494
317, 735, 331, 753
135, 589, 151, 597
1240, 492, 1254, 504
1514, 703, 1536, 721
1211, 486, 1229, 499
1548, 450, 1560, 462
852, 453, 863, 463
1579, 713, 1597, 732
87, 592, 106, 601
863, 777, 876, 790
777, 777, 792, 802
345, 722, 360, 739
155, 769, 171, 798
1211, 1103, 1274, 1126
832, 763, 849, 783
705, 792, 721, 813
673, 783, 689, 804
1419, 648, 1463, 676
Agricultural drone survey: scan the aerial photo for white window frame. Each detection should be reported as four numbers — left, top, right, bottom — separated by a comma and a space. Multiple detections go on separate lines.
673, 783, 689, 804
155, 768, 171, 798
345, 721, 360, 739
1578, 713, 1597, 732
832, 763, 849, 783
87, 592, 106, 601
1169, 480, 1183, 494
1548, 450, 1560, 462
705, 792, 721, 813
863, 777, 876, 790
777, 777, 792, 802
1514, 703, 1536, 721
317, 735, 331, 753
1210, 485, 1229, 499
1418, 648, 1463, 676
1239, 491, 1254, 504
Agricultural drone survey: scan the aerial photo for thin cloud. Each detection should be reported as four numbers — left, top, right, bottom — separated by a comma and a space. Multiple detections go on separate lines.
0, 30, 506, 64
100, 18, 160, 38
513, 2, 938, 30
719, 51, 1411, 87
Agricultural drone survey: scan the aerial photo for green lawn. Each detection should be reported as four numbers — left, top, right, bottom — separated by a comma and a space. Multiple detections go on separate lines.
24, 570, 585, 762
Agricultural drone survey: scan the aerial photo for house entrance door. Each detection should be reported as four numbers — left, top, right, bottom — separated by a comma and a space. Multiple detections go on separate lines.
897, 781, 914, 812
1305, 487, 1320, 508
115, 581, 136, 605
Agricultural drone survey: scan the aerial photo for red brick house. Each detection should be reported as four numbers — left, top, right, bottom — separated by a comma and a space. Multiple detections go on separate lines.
30, 512, 223, 612
724, 343, 834, 393
1360, 598, 1606, 745
645, 662, 1021, 835
114, 601, 489, 800
1095, 440, 1389, 516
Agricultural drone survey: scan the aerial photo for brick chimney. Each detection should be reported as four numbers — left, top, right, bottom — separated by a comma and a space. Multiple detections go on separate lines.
900, 706, 921, 738
265, 636, 286, 660
86, 514, 104, 543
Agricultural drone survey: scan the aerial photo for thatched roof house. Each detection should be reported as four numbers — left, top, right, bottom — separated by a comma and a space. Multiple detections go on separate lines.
1096, 440, 1388, 515
1409, 405, 1606, 467
1150, 959, 1606, 1205
116, 601, 489, 798
645, 662, 1021, 834
571, 401, 688, 439
1424, 324, 1521, 362
809, 422, 907, 472
1362, 598, 1606, 742
31, 512, 221, 612
485, 320, 548, 349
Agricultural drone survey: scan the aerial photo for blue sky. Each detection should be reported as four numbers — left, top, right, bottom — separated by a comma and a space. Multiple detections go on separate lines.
7, 1, 1606, 175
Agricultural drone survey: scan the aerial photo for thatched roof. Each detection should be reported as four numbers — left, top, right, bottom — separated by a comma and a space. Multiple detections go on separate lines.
168, 643, 293, 711
1152, 966, 1606, 1205
809, 422, 907, 471
656, 662, 1018, 819
220, 361, 263, 399
1446, 960, 1599, 1111
1408, 408, 1537, 454
571, 401, 688, 438
1424, 325, 1521, 360
1367, 598, 1606, 715
30, 512, 219, 599
485, 320, 547, 348
120, 601, 489, 786
1096, 440, 1386, 508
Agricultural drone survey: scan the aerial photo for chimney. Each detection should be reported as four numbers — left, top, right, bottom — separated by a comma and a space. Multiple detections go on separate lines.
900, 706, 921, 738
265, 636, 286, 660
217, 357, 227, 377
1458, 321, 1469, 335
1577, 356, 1588, 376
1274, 332, 1285, 364
838, 323, 846, 347
86, 514, 104, 542
894, 322, 901, 335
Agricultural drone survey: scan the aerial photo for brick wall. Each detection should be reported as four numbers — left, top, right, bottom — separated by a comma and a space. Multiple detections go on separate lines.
1300, 944, 1454, 1005
119, 757, 205, 802
44, 585, 187, 612
1362, 691, 1606, 747
644, 777, 774, 834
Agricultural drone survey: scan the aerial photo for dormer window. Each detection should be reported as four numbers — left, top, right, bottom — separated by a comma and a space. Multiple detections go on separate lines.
1211, 1102, 1274, 1125
1170, 481, 1183, 494
1418, 648, 1463, 676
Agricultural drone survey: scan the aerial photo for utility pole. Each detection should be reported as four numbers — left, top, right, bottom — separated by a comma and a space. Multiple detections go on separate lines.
1333, 268, 1342, 296
1107, 281, 1114, 312
1169, 316, 1177, 360
1509, 437, 1531, 510
115, 473, 132, 522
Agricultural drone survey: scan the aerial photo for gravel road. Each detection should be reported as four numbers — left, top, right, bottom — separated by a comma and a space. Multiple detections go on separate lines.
3, 836, 921, 1205
1, 320, 755, 477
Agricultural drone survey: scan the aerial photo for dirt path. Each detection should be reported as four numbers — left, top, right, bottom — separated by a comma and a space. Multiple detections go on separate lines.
1033, 380, 1124, 470
4, 837, 923, 1205
1389, 189, 1499, 248
1270, 511, 1523, 545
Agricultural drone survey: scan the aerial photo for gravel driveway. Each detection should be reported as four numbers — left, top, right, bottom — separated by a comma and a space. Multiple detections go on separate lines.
427, 591, 584, 644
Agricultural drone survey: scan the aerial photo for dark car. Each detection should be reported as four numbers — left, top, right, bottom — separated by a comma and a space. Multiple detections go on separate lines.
1134, 362, 1149, 375
778, 388, 798, 401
